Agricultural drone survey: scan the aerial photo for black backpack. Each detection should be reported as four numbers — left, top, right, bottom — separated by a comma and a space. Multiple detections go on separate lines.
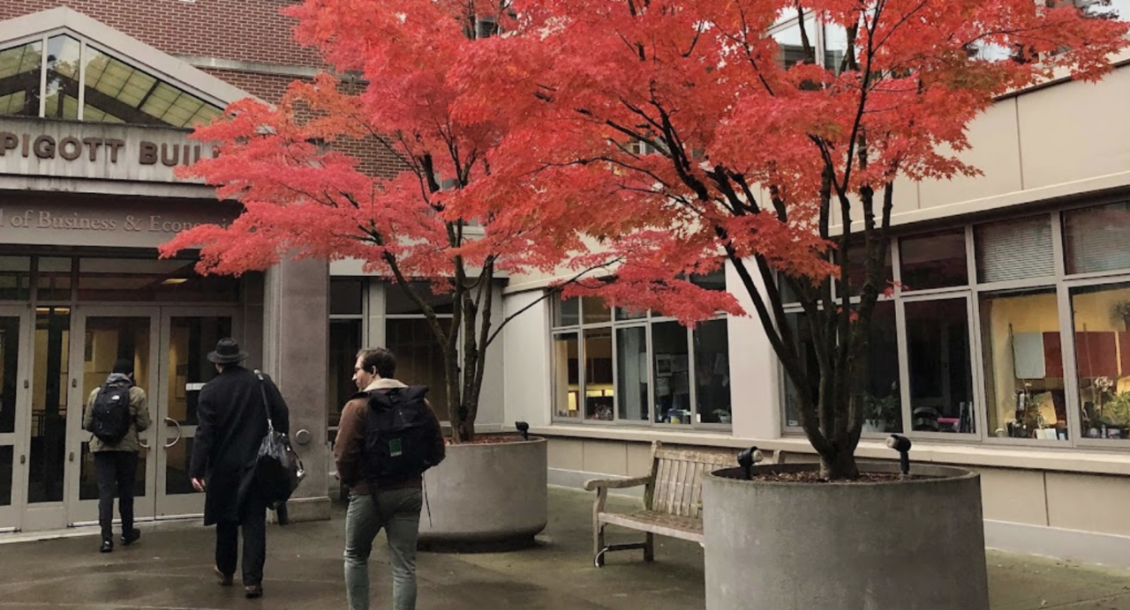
360, 386, 441, 483
90, 379, 133, 444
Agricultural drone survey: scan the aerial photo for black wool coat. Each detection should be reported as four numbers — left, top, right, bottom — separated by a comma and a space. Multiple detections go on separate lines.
188, 365, 290, 525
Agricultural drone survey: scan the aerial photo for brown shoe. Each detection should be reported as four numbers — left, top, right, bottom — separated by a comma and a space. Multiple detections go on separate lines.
214, 566, 233, 587
244, 584, 263, 599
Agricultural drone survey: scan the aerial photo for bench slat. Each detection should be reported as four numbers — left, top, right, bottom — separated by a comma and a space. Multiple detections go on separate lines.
599, 511, 704, 544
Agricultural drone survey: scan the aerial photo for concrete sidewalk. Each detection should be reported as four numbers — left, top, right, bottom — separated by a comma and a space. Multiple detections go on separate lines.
0, 487, 1128, 609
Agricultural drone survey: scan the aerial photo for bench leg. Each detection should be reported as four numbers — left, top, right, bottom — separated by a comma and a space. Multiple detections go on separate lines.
594, 523, 607, 568
644, 532, 655, 562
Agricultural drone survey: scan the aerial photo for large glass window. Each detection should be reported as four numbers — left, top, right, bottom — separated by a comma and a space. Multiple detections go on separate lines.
553, 333, 580, 418
583, 328, 613, 420
863, 303, 901, 433
616, 327, 648, 421
979, 288, 1067, 441
976, 216, 1055, 284
0, 39, 43, 117
694, 319, 732, 424
652, 321, 691, 425
386, 317, 452, 422
1069, 282, 1130, 440
44, 35, 80, 121
0, 256, 31, 301
899, 229, 968, 291
551, 286, 731, 428
905, 299, 975, 433
1063, 201, 1130, 276
0, 36, 222, 127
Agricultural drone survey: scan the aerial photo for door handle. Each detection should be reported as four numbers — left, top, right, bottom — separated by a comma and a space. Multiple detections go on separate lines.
164, 417, 183, 449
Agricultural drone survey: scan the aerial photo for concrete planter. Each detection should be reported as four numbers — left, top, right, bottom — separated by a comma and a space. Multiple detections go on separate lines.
703, 462, 988, 610
417, 436, 547, 545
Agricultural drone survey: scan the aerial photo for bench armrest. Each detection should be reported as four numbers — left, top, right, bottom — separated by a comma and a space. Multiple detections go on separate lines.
584, 476, 652, 492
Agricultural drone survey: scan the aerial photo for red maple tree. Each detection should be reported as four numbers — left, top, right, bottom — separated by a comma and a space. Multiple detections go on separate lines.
445, 0, 1127, 477
163, 0, 1127, 469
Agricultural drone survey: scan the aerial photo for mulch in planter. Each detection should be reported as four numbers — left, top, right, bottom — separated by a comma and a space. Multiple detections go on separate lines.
444, 434, 529, 446
722, 470, 936, 483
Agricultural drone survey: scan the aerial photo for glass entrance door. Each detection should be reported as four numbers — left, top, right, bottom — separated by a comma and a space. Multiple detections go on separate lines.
154, 309, 237, 518
0, 306, 30, 531
66, 308, 159, 526
63, 307, 239, 525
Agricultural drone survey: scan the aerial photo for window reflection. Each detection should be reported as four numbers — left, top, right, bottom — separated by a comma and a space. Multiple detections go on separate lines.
653, 321, 691, 424
0, 39, 43, 117
616, 327, 649, 421
44, 35, 80, 121
83, 46, 222, 127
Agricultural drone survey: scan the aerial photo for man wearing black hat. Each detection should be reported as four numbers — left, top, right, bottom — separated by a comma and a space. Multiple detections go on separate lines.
189, 338, 290, 600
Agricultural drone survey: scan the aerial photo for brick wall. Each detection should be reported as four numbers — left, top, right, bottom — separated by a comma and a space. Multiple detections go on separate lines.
0, 0, 320, 67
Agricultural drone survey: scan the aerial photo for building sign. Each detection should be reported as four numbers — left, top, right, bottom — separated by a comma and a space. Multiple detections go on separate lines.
0, 117, 215, 184
0, 200, 236, 249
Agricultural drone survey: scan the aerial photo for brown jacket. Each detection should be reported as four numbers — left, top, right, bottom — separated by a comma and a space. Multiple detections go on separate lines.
334, 378, 446, 496
83, 380, 150, 453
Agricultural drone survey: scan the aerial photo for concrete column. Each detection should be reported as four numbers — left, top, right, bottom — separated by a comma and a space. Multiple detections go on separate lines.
262, 258, 331, 522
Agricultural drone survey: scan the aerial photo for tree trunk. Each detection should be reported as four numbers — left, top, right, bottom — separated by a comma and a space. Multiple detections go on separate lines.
819, 447, 860, 481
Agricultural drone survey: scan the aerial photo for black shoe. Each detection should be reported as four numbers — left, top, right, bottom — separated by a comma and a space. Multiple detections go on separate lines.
244, 584, 263, 599
214, 566, 234, 587
99, 539, 113, 553
121, 528, 141, 546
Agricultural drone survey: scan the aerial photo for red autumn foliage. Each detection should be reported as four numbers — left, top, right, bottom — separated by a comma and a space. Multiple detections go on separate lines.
162, 0, 1128, 468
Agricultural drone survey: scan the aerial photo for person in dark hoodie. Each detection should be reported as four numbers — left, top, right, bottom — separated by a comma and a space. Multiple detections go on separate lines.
83, 358, 150, 553
188, 338, 289, 599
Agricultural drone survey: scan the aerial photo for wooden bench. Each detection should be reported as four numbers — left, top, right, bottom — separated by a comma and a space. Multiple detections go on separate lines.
584, 441, 739, 567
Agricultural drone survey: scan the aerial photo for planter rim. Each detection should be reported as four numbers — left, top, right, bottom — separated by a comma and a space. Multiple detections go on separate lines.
445, 436, 547, 449
707, 462, 978, 488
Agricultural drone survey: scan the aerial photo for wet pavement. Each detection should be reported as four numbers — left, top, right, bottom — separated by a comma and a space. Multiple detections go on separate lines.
1, 487, 1129, 609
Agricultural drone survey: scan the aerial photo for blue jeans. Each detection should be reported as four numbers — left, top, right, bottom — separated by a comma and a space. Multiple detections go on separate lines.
344, 489, 423, 610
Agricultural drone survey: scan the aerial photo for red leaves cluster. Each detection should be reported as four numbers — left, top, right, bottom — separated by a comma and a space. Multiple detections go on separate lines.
163, 0, 1129, 326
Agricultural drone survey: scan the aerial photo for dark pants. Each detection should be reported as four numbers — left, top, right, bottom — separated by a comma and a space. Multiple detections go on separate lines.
94, 451, 138, 542
215, 494, 267, 586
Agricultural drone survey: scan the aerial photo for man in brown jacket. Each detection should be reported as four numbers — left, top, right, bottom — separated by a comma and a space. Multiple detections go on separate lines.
334, 347, 445, 610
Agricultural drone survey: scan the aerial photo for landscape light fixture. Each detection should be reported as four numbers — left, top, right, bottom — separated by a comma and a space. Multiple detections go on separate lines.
515, 421, 530, 441
886, 434, 913, 476
737, 446, 763, 480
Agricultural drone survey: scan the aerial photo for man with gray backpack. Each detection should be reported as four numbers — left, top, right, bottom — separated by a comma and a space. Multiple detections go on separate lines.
334, 347, 446, 610
82, 358, 150, 553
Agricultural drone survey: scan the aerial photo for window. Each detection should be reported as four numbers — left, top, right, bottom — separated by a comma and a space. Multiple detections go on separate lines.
900, 229, 968, 291
772, 18, 816, 69
0, 35, 222, 127
1069, 281, 1130, 440
0, 257, 31, 300
1063, 201, 1130, 276
905, 298, 975, 433
0, 39, 42, 117
979, 288, 1067, 441
976, 216, 1055, 283
781, 304, 900, 434
386, 317, 452, 421
550, 273, 731, 428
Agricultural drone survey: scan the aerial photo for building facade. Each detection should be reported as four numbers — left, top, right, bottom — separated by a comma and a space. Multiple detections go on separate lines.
6, 0, 1130, 571
0, 3, 336, 532
497, 7, 1130, 567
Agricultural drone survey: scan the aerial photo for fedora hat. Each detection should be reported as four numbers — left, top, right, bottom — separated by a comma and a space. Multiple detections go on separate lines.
207, 338, 248, 364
